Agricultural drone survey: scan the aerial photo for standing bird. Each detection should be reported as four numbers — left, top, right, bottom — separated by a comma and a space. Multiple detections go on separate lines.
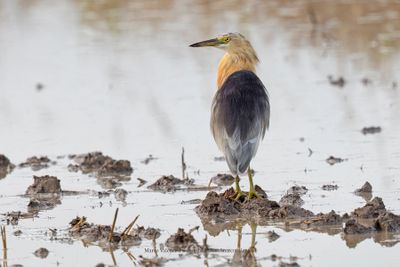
190, 33, 270, 199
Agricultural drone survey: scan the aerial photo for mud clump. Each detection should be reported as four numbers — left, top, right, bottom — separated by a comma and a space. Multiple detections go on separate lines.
196, 188, 314, 221
266, 230, 280, 242
147, 175, 193, 192
69, 152, 133, 176
19, 156, 54, 171
344, 219, 375, 234
209, 173, 235, 186
69, 216, 142, 248
375, 212, 400, 232
355, 181, 372, 193
322, 184, 339, 191
328, 75, 346, 87
33, 247, 49, 258
25, 176, 62, 213
286, 185, 308, 195
279, 193, 304, 207
132, 226, 161, 240
361, 126, 381, 135
354, 181, 373, 201
0, 154, 15, 178
326, 156, 346, 165
26, 175, 61, 195
352, 197, 385, 219
114, 188, 128, 202
165, 228, 202, 252
1, 211, 35, 225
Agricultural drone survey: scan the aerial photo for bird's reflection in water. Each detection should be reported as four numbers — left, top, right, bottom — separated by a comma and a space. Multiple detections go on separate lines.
231, 221, 260, 267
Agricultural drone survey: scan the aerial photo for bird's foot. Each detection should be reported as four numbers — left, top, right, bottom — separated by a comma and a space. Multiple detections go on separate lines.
234, 190, 247, 201
247, 189, 261, 199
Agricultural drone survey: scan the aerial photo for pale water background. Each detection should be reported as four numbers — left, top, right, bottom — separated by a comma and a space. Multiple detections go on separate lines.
0, 0, 400, 266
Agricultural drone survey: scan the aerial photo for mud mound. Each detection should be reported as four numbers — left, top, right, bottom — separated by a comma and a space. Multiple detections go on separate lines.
69, 215, 142, 248
196, 188, 314, 221
147, 175, 194, 192
69, 152, 133, 176
209, 173, 235, 186
197, 187, 400, 248
165, 228, 202, 252
352, 197, 385, 218
26, 175, 61, 195
0, 154, 15, 178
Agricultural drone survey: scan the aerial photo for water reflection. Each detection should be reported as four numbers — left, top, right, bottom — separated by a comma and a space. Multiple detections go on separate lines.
199, 215, 399, 251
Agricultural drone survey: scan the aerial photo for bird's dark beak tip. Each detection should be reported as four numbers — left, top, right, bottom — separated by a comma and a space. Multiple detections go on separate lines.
189, 43, 197, 47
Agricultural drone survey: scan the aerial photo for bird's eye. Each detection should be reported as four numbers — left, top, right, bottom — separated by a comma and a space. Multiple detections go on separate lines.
224, 37, 231, 42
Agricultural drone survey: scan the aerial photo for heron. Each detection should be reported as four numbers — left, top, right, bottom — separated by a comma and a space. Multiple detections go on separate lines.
190, 33, 270, 199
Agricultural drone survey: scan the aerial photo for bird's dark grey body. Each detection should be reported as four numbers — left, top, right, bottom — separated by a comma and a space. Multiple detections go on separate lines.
211, 70, 270, 175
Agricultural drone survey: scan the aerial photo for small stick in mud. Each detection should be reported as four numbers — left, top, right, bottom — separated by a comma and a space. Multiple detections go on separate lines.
109, 208, 119, 242
1, 225, 7, 262
189, 225, 199, 234
121, 215, 140, 238
181, 147, 187, 180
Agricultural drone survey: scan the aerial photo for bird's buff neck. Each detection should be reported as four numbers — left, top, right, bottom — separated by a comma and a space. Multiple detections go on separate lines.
217, 51, 258, 89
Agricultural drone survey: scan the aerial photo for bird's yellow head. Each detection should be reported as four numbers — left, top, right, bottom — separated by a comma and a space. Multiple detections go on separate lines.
190, 32, 258, 61
190, 33, 259, 88
190, 33, 232, 48
190, 33, 247, 50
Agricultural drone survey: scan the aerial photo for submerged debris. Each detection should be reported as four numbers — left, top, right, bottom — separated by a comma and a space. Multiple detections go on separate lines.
361, 78, 371, 86
209, 173, 235, 187
139, 255, 167, 267
0, 154, 15, 178
141, 154, 158, 165
328, 75, 346, 87
147, 175, 194, 192
33, 247, 49, 258
1, 211, 35, 225
322, 184, 339, 191
214, 156, 225, 161
19, 156, 54, 171
326, 156, 346, 165
361, 126, 382, 135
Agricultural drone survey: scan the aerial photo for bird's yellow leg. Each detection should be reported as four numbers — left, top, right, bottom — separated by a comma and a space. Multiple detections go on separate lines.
234, 175, 246, 200
247, 167, 260, 199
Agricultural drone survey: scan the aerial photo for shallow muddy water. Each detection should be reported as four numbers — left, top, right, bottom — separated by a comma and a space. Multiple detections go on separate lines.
1, 0, 400, 266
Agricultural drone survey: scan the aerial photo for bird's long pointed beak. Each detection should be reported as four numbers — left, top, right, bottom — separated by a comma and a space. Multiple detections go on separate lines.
189, 38, 224, 47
